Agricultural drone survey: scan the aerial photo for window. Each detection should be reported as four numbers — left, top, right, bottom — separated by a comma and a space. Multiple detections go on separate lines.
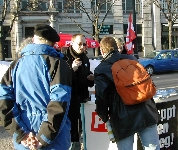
3, 26, 11, 58
122, 0, 132, 13
21, 0, 28, 11
21, 0, 48, 11
100, 1, 112, 13
160, 0, 168, 12
0, 0, 3, 5
0, 0, 3, 10
57, 0, 80, 13
122, 0, 142, 14
91, 0, 112, 13
0, 0, 10, 11
57, 1, 63, 13
160, 51, 172, 59
160, 0, 178, 12
173, 51, 178, 58
25, 27, 34, 38
39, 2, 48, 11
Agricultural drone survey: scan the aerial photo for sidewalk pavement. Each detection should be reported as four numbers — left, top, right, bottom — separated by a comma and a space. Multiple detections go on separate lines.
0, 126, 13, 149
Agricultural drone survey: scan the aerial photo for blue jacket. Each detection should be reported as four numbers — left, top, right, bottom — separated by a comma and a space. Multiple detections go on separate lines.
0, 44, 72, 150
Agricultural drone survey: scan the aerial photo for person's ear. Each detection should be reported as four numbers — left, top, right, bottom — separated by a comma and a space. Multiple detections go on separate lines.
71, 41, 74, 45
100, 48, 105, 56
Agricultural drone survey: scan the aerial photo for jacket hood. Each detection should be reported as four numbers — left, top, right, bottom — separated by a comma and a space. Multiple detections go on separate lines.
20, 44, 64, 58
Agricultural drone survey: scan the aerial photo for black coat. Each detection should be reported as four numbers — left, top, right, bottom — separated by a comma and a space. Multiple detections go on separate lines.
94, 50, 159, 142
63, 46, 94, 142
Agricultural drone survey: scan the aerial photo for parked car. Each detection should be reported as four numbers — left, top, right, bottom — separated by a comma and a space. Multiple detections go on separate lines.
138, 50, 178, 75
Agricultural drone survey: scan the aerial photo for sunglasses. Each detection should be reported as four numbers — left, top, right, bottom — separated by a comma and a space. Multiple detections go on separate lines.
76, 43, 87, 47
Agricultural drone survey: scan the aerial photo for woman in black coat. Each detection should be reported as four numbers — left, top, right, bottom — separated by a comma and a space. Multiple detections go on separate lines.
95, 36, 160, 150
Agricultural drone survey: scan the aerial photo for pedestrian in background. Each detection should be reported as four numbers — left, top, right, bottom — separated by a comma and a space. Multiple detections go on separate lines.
114, 37, 127, 54
63, 34, 94, 149
17, 37, 33, 57
0, 24, 72, 150
94, 36, 160, 150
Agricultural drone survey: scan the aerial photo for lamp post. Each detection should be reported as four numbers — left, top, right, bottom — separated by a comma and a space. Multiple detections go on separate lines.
132, 0, 139, 59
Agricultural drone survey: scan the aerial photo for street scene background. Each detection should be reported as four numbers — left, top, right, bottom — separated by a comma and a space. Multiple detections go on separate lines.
0, 52, 177, 149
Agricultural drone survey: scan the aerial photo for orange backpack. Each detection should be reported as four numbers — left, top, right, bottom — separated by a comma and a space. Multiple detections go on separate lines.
111, 59, 156, 105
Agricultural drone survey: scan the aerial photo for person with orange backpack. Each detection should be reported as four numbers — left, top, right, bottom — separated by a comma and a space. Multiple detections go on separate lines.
94, 36, 160, 150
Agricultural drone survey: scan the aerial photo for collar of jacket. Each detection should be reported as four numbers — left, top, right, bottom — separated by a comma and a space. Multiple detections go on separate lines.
68, 46, 85, 59
20, 43, 64, 58
101, 50, 119, 62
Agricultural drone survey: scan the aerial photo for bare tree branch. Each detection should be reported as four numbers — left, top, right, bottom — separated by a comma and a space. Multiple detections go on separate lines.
99, 0, 116, 33
62, 14, 92, 35
62, 0, 115, 35
0, 0, 49, 59
61, 0, 117, 56
144, 0, 178, 49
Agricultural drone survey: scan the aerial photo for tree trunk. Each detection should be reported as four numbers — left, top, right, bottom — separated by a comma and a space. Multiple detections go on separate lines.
168, 21, 172, 49
94, 33, 100, 57
94, 23, 100, 57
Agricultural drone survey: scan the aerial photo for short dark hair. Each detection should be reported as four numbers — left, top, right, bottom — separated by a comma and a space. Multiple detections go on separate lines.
71, 34, 85, 41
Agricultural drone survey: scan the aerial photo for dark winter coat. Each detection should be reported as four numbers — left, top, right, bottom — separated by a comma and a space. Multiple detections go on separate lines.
63, 46, 94, 142
94, 50, 159, 142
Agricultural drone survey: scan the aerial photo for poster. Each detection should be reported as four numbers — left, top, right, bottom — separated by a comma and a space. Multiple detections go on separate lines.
156, 100, 178, 150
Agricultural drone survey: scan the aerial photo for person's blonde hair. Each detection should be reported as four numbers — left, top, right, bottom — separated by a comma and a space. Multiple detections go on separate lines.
100, 36, 117, 53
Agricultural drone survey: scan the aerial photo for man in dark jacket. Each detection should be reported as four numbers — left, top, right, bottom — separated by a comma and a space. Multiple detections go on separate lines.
63, 34, 94, 149
94, 36, 160, 150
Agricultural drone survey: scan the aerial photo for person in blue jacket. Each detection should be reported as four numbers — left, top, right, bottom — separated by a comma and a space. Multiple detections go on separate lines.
0, 24, 72, 150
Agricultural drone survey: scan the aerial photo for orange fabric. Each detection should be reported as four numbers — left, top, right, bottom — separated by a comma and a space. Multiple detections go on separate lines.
111, 59, 156, 105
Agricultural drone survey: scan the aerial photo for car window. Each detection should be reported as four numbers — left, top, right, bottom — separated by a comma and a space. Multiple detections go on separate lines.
145, 51, 160, 58
159, 52, 172, 59
166, 52, 172, 58
173, 51, 178, 58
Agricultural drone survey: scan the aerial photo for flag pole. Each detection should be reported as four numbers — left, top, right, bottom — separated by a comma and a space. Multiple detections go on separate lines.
132, 0, 139, 59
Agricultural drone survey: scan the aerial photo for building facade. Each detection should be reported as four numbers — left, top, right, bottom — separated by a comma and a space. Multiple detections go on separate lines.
1, 0, 178, 59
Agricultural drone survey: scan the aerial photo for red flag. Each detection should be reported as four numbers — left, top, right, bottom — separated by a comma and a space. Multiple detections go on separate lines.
125, 13, 136, 55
